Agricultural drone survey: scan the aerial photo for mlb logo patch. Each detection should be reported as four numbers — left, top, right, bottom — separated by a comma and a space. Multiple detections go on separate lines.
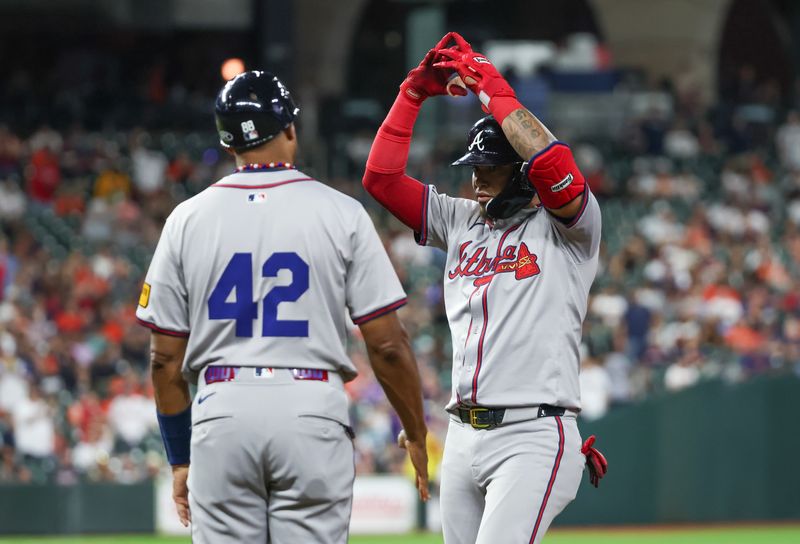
248, 192, 267, 203
253, 367, 274, 379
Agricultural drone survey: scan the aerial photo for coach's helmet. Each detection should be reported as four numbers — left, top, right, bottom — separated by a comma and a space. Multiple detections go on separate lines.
214, 70, 300, 151
452, 115, 536, 220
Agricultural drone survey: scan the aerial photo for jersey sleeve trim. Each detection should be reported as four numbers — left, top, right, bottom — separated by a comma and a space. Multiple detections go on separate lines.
210, 177, 314, 190
136, 317, 190, 338
351, 297, 407, 325
564, 186, 590, 228
415, 185, 430, 246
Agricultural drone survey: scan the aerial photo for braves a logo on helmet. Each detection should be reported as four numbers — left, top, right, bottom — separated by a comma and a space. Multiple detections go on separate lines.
469, 130, 486, 151
448, 241, 540, 286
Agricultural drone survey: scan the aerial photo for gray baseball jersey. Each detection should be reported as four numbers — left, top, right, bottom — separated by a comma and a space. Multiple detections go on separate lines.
137, 166, 407, 543
136, 167, 407, 383
418, 185, 600, 544
417, 186, 601, 410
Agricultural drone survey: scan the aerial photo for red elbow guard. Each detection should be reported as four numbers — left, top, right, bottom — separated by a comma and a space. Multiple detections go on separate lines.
524, 142, 585, 209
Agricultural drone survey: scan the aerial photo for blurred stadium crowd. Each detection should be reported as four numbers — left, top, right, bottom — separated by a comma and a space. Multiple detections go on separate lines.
1, 59, 800, 486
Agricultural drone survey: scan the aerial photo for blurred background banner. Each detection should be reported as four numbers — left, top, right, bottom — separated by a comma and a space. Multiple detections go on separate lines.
1, 0, 800, 538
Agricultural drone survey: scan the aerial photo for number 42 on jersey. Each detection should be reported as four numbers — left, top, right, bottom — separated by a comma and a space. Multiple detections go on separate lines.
207, 252, 309, 338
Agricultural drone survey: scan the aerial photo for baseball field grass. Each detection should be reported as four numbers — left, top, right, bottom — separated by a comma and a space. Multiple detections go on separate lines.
1, 525, 800, 543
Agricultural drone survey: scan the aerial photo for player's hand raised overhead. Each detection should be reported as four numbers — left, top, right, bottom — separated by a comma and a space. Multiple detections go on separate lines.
434, 32, 516, 110
401, 32, 468, 102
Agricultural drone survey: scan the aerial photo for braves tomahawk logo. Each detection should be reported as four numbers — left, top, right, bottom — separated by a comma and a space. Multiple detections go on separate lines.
469, 130, 485, 151
448, 241, 540, 287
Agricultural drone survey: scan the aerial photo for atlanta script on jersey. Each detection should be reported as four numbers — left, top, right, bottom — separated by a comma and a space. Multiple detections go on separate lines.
417, 186, 601, 410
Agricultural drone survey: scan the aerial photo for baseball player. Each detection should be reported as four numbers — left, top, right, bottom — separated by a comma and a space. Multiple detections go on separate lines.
363, 33, 607, 543
137, 71, 429, 543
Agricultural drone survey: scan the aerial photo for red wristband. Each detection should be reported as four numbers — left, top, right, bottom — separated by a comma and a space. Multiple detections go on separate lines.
489, 96, 523, 125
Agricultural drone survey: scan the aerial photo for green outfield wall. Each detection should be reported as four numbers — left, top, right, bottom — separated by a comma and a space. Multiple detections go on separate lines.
0, 482, 154, 534
557, 374, 800, 525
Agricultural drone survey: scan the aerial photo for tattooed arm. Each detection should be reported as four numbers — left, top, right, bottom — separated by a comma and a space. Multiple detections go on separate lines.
501, 109, 584, 218
502, 108, 556, 157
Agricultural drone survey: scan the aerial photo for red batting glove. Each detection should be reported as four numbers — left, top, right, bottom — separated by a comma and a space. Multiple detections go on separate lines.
433, 32, 518, 120
400, 32, 468, 103
581, 435, 608, 488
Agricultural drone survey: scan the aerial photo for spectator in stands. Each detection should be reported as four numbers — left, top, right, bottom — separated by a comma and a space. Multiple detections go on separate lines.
68, 391, 105, 443
0, 333, 29, 413
639, 106, 669, 155
129, 131, 167, 196
72, 416, 113, 476
604, 330, 634, 404
82, 197, 114, 242
93, 162, 131, 200
777, 110, 800, 172
625, 290, 652, 363
664, 341, 702, 392
0, 126, 23, 178
27, 149, 62, 204
106, 372, 157, 452
579, 348, 612, 421
0, 179, 26, 222
664, 117, 699, 159
0, 442, 31, 483
11, 384, 56, 479
165, 150, 195, 188
574, 143, 614, 196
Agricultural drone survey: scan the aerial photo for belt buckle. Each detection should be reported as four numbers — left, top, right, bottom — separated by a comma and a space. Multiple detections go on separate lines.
469, 407, 490, 429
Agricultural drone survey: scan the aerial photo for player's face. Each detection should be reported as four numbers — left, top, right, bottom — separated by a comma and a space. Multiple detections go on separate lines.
472, 164, 516, 214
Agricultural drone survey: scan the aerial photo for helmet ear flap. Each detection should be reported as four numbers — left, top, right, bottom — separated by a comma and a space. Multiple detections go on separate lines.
485, 163, 536, 220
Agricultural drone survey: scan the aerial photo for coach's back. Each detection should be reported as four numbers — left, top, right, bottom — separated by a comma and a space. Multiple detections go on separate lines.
136, 166, 405, 383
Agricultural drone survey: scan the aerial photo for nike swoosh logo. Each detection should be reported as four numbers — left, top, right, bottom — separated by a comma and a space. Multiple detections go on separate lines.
197, 392, 217, 405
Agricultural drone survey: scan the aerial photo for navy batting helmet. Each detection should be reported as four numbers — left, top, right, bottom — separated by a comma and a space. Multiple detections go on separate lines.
452, 116, 536, 220
452, 115, 521, 167
214, 71, 299, 151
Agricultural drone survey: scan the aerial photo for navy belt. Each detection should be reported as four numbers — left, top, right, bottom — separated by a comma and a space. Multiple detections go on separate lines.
204, 365, 329, 385
457, 404, 566, 429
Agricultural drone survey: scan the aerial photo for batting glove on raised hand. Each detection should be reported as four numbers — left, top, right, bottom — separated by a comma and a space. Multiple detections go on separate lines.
400, 32, 468, 103
433, 32, 516, 111
581, 435, 608, 488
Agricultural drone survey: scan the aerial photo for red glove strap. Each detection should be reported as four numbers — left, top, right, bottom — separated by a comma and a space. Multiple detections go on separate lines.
525, 143, 585, 210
